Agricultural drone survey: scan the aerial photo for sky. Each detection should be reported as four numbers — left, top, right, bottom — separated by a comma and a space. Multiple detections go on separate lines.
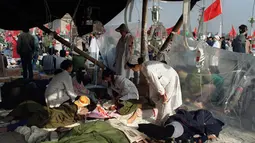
106, 0, 255, 35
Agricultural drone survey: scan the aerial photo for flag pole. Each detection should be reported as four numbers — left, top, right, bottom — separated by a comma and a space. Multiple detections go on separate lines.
197, 0, 205, 40
141, 0, 149, 60
220, 0, 223, 37
249, 0, 255, 36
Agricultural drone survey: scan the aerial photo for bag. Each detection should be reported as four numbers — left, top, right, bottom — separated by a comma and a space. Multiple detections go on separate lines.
1, 79, 49, 109
232, 35, 245, 53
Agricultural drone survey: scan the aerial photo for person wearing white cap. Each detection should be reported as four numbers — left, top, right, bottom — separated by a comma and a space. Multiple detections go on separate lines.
126, 57, 182, 125
102, 68, 141, 123
212, 35, 221, 48
113, 23, 134, 79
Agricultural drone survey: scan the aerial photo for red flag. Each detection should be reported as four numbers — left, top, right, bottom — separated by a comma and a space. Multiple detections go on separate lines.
66, 24, 71, 31
229, 25, 236, 37
11, 37, 19, 58
166, 26, 180, 35
204, 0, 222, 22
166, 27, 173, 35
56, 28, 60, 34
12, 31, 20, 37
193, 27, 197, 35
253, 30, 255, 37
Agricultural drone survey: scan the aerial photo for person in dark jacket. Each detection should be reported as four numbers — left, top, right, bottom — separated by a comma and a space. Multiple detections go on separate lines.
206, 37, 214, 47
17, 29, 35, 79
138, 109, 224, 142
232, 24, 248, 53
42, 48, 56, 74
221, 37, 226, 50
0, 52, 8, 68
0, 52, 8, 77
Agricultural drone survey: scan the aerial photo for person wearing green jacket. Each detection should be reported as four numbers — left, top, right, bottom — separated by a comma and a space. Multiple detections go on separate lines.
72, 52, 86, 73
176, 67, 224, 108
0, 96, 94, 132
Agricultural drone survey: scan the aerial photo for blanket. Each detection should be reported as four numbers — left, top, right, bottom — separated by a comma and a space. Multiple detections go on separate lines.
7, 101, 79, 129
44, 121, 129, 143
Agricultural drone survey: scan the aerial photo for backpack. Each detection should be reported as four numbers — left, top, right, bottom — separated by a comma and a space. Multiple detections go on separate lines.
0, 79, 49, 109
232, 35, 245, 53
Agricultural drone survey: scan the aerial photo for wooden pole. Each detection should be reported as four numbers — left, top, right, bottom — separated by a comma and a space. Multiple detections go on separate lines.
158, 0, 199, 53
141, 0, 148, 59
38, 25, 105, 69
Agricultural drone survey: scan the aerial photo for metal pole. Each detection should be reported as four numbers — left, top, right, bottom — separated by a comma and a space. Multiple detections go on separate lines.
141, 0, 148, 59
197, 7, 205, 40
38, 25, 105, 69
251, 0, 255, 36
158, 0, 199, 53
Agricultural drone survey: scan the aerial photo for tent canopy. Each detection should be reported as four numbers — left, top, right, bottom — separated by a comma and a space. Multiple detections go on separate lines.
0, 0, 195, 36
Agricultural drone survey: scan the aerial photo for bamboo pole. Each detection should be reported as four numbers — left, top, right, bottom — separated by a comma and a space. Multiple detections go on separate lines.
158, 0, 199, 53
141, 0, 149, 59
38, 25, 105, 69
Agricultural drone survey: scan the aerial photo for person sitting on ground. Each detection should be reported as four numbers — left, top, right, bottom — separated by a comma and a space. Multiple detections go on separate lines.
176, 67, 224, 108
0, 96, 92, 132
138, 108, 224, 142
45, 60, 77, 108
102, 68, 141, 123
73, 67, 97, 103
42, 48, 56, 74
54, 49, 66, 69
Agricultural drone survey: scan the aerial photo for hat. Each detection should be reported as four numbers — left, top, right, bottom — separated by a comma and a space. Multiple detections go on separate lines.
115, 23, 129, 33
166, 121, 184, 138
74, 96, 90, 107
128, 55, 139, 65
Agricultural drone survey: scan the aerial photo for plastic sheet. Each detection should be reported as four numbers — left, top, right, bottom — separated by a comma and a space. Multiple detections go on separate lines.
165, 34, 255, 133
92, 26, 255, 141
97, 23, 141, 72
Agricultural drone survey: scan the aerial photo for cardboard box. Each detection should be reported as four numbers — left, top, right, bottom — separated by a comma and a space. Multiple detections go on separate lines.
6, 68, 22, 77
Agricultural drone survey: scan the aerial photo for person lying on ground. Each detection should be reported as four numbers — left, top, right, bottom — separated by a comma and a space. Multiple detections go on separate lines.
73, 67, 98, 104
102, 68, 142, 123
126, 57, 182, 125
0, 96, 93, 133
138, 108, 224, 143
45, 60, 77, 108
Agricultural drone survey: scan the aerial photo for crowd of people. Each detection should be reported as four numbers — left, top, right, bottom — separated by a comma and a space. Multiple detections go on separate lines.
205, 24, 252, 54
0, 22, 228, 142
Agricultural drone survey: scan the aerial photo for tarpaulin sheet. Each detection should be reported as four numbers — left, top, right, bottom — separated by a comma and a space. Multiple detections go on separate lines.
92, 22, 255, 132
164, 35, 255, 132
